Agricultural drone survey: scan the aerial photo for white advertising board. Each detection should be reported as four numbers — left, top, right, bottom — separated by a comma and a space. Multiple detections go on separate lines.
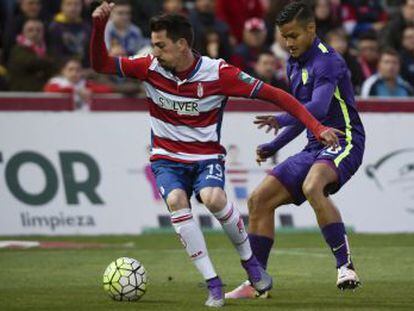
0, 112, 412, 234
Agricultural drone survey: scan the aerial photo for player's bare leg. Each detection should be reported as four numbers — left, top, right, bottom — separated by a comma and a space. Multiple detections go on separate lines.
167, 189, 223, 307
225, 175, 293, 299
302, 162, 360, 290
200, 187, 273, 297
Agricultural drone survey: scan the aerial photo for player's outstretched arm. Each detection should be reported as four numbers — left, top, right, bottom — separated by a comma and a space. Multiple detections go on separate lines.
219, 64, 341, 147
90, 1, 117, 74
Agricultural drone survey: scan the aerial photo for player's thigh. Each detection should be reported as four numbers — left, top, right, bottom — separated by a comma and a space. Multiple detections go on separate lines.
249, 175, 294, 214
193, 159, 225, 206
302, 162, 339, 197
269, 150, 316, 205
151, 160, 192, 210
311, 137, 364, 196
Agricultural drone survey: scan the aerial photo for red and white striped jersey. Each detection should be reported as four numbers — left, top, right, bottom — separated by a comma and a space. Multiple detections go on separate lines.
116, 54, 264, 162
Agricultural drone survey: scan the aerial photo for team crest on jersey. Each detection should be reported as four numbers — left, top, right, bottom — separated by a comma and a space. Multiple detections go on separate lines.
238, 72, 256, 85
197, 82, 204, 98
302, 68, 309, 85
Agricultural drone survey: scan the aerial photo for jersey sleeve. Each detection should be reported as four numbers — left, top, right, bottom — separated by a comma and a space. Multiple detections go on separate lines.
117, 54, 153, 81
218, 62, 264, 98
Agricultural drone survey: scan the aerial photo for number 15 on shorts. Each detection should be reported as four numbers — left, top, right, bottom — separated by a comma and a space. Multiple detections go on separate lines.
206, 163, 223, 181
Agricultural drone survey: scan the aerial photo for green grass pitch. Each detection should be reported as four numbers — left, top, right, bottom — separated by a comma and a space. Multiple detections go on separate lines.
0, 232, 413, 310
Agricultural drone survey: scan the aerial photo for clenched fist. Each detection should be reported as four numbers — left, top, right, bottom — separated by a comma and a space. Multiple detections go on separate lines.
92, 1, 115, 21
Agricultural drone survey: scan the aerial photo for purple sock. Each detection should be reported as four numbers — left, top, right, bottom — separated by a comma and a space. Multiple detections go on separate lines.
321, 222, 353, 269
248, 234, 274, 269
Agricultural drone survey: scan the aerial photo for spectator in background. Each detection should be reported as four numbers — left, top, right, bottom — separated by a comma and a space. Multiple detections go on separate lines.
252, 51, 288, 91
342, 0, 388, 38
41, 0, 63, 20
400, 24, 414, 87
131, 0, 163, 37
264, 0, 291, 46
105, 0, 150, 56
189, 0, 232, 61
7, 19, 55, 91
380, 0, 414, 51
216, 0, 264, 44
357, 30, 380, 82
0, 65, 8, 90
197, 29, 222, 59
326, 28, 364, 94
44, 58, 113, 109
87, 42, 142, 95
48, 0, 91, 65
341, 0, 387, 38
361, 48, 414, 97
269, 28, 289, 82
231, 18, 267, 73
2, 0, 44, 64
313, 0, 342, 41
163, 0, 186, 15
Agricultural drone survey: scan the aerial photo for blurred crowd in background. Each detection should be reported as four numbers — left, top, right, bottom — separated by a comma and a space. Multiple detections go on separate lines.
1, 0, 414, 109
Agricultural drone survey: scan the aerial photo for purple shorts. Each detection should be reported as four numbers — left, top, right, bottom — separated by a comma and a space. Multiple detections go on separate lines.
271, 135, 364, 205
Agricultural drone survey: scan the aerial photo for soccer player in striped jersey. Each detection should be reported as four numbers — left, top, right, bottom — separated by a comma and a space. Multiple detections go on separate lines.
91, 1, 341, 307
226, 1, 365, 299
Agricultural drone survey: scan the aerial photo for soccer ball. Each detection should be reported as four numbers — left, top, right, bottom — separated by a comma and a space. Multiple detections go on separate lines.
103, 257, 147, 301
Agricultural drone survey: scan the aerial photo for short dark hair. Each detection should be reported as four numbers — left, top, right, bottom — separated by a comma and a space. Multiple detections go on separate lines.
59, 57, 82, 72
258, 50, 276, 58
358, 29, 378, 42
150, 14, 194, 47
380, 47, 400, 61
275, 1, 314, 27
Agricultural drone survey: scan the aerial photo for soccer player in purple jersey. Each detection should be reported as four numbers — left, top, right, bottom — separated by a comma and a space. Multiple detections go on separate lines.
226, 1, 365, 299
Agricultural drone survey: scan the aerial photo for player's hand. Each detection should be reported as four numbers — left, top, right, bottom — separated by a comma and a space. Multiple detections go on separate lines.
319, 127, 344, 149
254, 115, 279, 135
255, 143, 277, 166
256, 153, 266, 166
92, 1, 115, 21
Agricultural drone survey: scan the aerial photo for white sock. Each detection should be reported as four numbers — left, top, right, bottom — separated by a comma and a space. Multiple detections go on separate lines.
171, 208, 217, 280
213, 202, 252, 261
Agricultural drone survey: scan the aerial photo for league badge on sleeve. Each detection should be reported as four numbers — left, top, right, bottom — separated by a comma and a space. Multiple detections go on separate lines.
238, 72, 256, 85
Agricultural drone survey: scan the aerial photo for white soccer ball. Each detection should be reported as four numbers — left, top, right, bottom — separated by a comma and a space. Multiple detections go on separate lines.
103, 257, 148, 301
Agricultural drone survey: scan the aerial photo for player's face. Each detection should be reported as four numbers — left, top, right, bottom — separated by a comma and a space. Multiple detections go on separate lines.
279, 19, 316, 58
151, 30, 182, 71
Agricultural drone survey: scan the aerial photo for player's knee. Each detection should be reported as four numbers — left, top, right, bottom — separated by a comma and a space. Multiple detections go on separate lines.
248, 191, 265, 216
302, 180, 323, 202
166, 192, 188, 211
202, 189, 226, 212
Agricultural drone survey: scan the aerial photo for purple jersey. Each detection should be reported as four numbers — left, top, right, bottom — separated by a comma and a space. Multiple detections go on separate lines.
273, 37, 365, 149
265, 37, 366, 205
